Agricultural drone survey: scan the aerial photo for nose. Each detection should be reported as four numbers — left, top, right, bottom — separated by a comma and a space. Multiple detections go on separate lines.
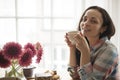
84, 20, 90, 26
80, 19, 90, 29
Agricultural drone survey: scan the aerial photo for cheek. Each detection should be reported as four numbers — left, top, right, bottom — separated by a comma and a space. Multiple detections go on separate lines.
80, 23, 84, 29
96, 25, 102, 31
93, 26, 101, 34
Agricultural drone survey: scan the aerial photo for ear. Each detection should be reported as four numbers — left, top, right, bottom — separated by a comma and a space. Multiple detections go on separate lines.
100, 26, 107, 33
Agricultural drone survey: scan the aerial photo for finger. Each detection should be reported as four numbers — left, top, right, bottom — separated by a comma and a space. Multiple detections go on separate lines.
65, 33, 69, 39
75, 34, 82, 40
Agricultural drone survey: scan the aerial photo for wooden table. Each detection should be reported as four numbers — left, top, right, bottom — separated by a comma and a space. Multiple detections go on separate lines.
21, 77, 34, 80
26, 78, 35, 80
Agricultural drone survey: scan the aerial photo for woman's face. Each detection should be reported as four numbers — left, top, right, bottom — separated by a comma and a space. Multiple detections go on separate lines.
80, 9, 105, 39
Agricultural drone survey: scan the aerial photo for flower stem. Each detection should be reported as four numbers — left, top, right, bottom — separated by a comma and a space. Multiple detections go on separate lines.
11, 61, 16, 77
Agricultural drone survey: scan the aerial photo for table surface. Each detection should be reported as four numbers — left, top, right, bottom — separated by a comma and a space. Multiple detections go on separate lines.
23, 69, 72, 80
26, 78, 72, 80
24, 76, 72, 80
0, 76, 72, 80
26, 79, 34, 80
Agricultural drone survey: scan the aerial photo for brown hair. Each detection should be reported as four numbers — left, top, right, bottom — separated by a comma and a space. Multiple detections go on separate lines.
78, 6, 115, 40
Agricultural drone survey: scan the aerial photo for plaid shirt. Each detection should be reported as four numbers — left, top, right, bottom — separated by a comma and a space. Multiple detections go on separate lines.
68, 37, 118, 80
77, 37, 118, 80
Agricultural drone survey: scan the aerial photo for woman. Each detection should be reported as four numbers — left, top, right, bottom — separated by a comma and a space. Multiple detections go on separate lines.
65, 6, 118, 80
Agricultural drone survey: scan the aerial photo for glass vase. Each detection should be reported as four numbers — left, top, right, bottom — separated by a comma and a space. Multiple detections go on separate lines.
5, 64, 23, 78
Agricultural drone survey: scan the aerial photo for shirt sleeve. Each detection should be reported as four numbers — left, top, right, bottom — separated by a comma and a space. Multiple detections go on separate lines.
77, 44, 118, 80
67, 66, 81, 80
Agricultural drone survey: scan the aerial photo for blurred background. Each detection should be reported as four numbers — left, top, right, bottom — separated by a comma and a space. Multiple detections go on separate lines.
0, 0, 120, 78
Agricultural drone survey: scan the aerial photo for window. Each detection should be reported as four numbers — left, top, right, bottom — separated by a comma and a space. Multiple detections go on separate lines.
0, 0, 77, 77
0, 0, 120, 78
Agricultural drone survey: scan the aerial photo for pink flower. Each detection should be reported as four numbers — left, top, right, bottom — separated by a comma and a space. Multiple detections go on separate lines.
35, 42, 43, 63
3, 42, 22, 60
36, 48, 43, 63
35, 42, 42, 50
0, 42, 43, 69
24, 43, 36, 57
19, 48, 33, 67
0, 50, 11, 68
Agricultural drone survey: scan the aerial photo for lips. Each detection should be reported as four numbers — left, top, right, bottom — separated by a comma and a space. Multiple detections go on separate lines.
82, 29, 91, 32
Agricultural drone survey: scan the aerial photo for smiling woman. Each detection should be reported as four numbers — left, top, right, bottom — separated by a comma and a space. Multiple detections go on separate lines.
0, 0, 120, 79
65, 6, 119, 80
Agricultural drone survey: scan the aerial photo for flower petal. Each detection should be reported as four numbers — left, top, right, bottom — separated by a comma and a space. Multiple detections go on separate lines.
3, 42, 22, 59
0, 50, 11, 68
19, 48, 33, 67
24, 43, 36, 57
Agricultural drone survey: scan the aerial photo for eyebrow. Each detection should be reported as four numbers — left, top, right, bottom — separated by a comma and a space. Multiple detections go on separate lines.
91, 17, 97, 20
83, 16, 97, 20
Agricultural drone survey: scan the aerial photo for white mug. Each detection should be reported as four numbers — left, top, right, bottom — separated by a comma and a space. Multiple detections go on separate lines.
67, 31, 80, 45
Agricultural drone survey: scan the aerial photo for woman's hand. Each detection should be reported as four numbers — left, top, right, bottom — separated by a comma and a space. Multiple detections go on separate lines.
74, 32, 90, 53
74, 32, 90, 66
65, 33, 75, 48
